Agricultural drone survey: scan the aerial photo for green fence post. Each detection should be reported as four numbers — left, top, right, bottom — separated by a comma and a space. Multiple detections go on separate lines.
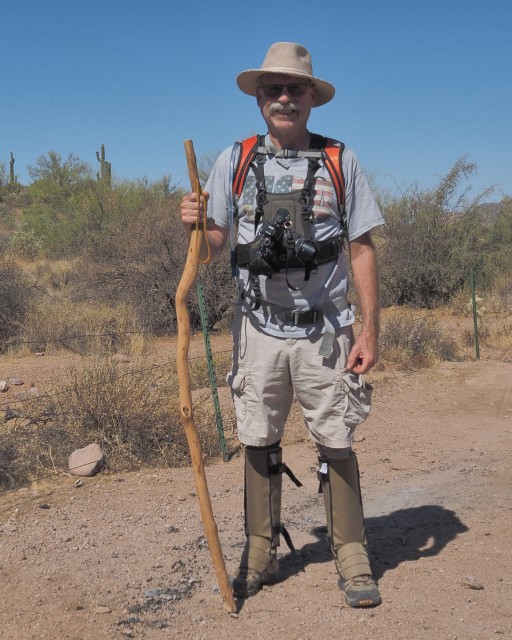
470, 268, 480, 360
196, 282, 229, 461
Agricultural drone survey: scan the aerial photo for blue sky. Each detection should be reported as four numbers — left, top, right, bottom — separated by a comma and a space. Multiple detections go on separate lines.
2, 0, 511, 200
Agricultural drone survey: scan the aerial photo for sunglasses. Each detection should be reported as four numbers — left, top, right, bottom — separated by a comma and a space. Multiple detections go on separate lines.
258, 82, 313, 99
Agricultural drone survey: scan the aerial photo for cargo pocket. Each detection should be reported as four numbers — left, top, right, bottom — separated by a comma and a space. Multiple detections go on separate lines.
340, 369, 373, 429
227, 370, 247, 423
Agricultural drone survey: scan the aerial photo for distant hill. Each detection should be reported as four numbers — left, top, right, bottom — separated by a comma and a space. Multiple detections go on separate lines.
477, 202, 503, 223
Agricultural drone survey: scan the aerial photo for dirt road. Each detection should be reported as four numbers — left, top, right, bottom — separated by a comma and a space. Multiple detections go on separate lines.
1, 358, 511, 639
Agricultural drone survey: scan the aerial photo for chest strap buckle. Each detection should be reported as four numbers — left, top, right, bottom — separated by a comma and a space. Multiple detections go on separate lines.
292, 309, 320, 325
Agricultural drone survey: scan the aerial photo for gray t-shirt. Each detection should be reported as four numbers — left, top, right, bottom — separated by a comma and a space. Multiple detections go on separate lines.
205, 134, 384, 338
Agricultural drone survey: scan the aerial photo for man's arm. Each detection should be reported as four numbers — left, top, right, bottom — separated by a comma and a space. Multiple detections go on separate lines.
180, 191, 229, 262
346, 231, 381, 375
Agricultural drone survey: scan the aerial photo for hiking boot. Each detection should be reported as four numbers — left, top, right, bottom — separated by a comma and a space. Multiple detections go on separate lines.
339, 574, 382, 608
232, 548, 279, 598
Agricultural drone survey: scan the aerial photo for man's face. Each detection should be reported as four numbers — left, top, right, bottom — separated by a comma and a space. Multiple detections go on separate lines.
256, 73, 317, 139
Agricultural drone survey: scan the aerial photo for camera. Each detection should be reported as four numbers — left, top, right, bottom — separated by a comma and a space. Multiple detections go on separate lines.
258, 209, 290, 260
248, 208, 317, 278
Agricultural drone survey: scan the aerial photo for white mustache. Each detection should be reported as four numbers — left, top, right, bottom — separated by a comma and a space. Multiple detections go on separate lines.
269, 102, 300, 113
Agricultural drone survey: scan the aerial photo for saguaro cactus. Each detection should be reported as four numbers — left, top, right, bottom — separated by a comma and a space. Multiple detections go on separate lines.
95, 144, 112, 187
9, 152, 16, 184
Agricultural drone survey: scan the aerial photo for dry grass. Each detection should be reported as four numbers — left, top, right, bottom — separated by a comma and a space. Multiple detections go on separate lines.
16, 257, 77, 292
0, 354, 231, 490
18, 300, 145, 356
378, 308, 460, 370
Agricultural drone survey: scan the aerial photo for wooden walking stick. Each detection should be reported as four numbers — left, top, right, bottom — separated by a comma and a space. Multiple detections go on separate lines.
175, 140, 236, 614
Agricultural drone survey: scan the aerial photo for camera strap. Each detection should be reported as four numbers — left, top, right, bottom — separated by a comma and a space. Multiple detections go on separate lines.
283, 227, 316, 291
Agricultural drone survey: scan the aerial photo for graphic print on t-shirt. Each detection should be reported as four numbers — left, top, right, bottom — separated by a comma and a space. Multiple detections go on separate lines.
239, 175, 336, 222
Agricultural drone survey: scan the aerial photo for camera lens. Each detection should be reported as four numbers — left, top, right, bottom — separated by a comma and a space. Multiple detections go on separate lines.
295, 238, 317, 262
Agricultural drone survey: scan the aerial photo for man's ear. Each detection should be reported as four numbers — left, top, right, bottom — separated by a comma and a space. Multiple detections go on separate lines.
311, 85, 318, 106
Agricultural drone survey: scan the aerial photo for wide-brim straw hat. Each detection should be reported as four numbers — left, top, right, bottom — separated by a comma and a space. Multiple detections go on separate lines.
236, 42, 335, 107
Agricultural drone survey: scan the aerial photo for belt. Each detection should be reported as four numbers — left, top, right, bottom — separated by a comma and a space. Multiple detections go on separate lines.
240, 294, 352, 357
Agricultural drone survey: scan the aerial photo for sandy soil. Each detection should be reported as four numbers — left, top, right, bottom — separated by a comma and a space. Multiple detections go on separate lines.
1, 345, 512, 640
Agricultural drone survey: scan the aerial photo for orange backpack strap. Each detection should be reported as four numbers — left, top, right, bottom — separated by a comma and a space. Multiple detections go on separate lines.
317, 136, 347, 238
232, 134, 261, 198
322, 140, 346, 214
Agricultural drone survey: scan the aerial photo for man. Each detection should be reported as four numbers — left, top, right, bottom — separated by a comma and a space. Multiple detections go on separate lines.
180, 42, 384, 608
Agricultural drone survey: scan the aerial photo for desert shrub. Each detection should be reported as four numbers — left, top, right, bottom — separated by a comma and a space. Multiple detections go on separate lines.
0, 258, 32, 351
486, 273, 512, 313
0, 427, 21, 488
379, 159, 491, 308
19, 152, 101, 256
0, 354, 228, 489
7, 227, 44, 260
379, 310, 459, 369
77, 193, 235, 334
76, 195, 186, 333
480, 197, 512, 286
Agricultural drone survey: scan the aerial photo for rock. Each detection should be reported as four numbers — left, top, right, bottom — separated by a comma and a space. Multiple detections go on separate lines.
8, 378, 24, 385
462, 576, 484, 590
94, 605, 112, 614
0, 380, 8, 392
68, 443, 105, 477
13, 386, 39, 400
3, 409, 22, 421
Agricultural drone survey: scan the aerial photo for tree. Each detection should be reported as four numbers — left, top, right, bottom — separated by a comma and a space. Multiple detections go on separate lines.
22, 152, 98, 256
28, 151, 91, 187
378, 158, 492, 308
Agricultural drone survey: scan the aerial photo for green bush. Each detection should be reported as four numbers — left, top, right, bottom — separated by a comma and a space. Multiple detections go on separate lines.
379, 159, 490, 308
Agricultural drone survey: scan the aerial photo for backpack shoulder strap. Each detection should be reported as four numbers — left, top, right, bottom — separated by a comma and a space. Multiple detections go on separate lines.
232, 134, 265, 198
311, 135, 347, 238
312, 135, 346, 215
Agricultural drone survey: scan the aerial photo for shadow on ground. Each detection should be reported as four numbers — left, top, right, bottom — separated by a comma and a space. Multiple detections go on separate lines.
277, 504, 469, 583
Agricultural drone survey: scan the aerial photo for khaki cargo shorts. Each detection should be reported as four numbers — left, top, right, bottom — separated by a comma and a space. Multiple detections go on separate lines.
227, 312, 373, 448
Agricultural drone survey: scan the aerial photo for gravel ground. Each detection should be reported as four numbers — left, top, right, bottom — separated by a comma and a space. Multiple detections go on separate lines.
1, 355, 511, 640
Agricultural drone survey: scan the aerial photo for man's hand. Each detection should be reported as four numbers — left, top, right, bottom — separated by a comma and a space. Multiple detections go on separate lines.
180, 191, 209, 229
346, 329, 379, 375
179, 191, 228, 263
